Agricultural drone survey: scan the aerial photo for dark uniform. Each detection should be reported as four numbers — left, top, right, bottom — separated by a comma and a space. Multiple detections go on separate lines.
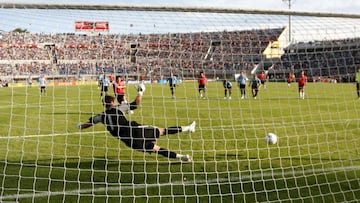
87, 104, 159, 152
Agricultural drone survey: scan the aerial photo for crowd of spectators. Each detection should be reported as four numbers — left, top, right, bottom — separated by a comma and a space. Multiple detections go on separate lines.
278, 38, 360, 82
0, 28, 283, 78
1, 29, 359, 82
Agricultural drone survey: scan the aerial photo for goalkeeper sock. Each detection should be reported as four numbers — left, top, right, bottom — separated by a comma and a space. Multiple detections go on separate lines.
165, 126, 182, 134
157, 148, 177, 158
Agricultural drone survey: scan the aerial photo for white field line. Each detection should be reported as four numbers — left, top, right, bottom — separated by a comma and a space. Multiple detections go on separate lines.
0, 117, 359, 139
0, 118, 358, 139
0, 165, 359, 201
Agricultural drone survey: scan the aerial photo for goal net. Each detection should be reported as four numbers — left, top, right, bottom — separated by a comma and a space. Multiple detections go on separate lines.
0, 3, 359, 202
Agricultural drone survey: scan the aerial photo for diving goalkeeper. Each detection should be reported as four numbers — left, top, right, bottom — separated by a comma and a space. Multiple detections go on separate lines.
77, 83, 195, 162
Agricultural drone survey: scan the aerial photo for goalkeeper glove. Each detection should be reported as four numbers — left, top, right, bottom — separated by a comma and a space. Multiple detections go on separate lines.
136, 83, 146, 96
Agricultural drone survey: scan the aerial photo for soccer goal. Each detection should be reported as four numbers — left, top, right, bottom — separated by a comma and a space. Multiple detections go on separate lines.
0, 3, 359, 202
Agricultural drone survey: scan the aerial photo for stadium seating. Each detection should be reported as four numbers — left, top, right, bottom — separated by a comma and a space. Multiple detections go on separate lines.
1, 28, 359, 82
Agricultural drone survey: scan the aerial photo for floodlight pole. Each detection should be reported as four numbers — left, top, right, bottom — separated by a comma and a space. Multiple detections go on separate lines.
283, 0, 292, 43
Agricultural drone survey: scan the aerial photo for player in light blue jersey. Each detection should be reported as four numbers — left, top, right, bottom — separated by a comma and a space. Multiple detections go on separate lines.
100, 73, 110, 97
97, 73, 104, 89
38, 75, 46, 96
167, 72, 177, 98
236, 71, 248, 99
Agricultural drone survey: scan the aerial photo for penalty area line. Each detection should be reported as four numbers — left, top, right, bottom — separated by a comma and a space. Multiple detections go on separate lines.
0, 165, 359, 201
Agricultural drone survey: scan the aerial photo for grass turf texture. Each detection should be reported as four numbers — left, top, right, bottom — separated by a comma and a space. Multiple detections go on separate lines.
0, 81, 359, 202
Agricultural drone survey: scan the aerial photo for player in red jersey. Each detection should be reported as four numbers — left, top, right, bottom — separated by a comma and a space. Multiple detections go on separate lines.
258, 71, 266, 89
115, 75, 126, 104
198, 71, 207, 99
287, 73, 294, 87
298, 70, 307, 99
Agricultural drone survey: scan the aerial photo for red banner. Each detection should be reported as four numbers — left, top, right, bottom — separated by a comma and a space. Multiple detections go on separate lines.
75, 21, 109, 31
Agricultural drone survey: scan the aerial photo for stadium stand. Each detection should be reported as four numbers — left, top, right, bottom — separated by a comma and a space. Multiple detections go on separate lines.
1, 28, 359, 83
272, 38, 360, 82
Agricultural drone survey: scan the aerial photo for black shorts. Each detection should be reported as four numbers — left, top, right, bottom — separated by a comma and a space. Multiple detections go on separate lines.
117, 94, 125, 103
198, 85, 206, 91
169, 84, 176, 89
261, 80, 265, 85
101, 86, 108, 92
239, 84, 246, 89
121, 126, 160, 152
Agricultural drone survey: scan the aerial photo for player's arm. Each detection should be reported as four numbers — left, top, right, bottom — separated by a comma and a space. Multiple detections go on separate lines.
77, 122, 93, 129
129, 83, 146, 110
116, 83, 146, 113
77, 114, 102, 130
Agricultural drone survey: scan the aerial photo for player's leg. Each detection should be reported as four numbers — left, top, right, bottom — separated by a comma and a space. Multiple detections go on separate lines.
299, 86, 304, 99
357, 83, 360, 98
170, 86, 175, 98
157, 121, 196, 135
240, 86, 243, 99
152, 144, 192, 162
40, 86, 45, 95
224, 88, 227, 98
228, 88, 232, 99
140, 128, 193, 162
100, 85, 104, 97
302, 88, 305, 99
241, 86, 246, 99
254, 89, 258, 99
104, 86, 109, 96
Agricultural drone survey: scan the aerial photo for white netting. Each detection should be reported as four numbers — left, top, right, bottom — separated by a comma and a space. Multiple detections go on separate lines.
0, 3, 359, 202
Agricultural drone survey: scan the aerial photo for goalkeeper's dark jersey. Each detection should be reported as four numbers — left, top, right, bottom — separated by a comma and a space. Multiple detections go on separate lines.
89, 107, 141, 139
88, 107, 159, 151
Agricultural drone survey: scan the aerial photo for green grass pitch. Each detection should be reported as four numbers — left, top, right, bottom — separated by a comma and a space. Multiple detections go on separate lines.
0, 81, 359, 202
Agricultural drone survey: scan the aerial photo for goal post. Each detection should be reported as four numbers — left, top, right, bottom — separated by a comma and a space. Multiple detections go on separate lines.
0, 3, 359, 202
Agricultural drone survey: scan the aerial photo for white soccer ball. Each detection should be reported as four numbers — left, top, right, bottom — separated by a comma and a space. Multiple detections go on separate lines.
265, 133, 278, 145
